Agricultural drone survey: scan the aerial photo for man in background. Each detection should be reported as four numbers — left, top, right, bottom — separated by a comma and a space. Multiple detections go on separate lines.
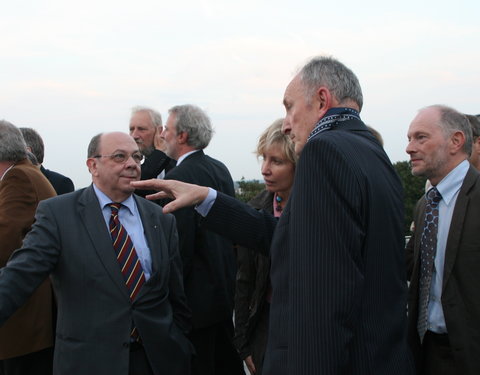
406, 105, 480, 375
20, 127, 75, 195
160, 104, 244, 375
129, 106, 175, 197
466, 114, 480, 170
0, 120, 56, 375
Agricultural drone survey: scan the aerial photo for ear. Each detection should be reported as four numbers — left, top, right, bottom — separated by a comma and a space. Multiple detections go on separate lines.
450, 131, 466, 154
316, 87, 334, 117
86, 158, 98, 176
177, 131, 189, 145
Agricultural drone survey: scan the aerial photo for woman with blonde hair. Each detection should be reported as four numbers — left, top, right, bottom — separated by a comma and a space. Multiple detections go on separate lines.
234, 119, 297, 375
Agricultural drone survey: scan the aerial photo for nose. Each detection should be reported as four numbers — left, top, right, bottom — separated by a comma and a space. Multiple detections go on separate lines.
261, 160, 270, 176
405, 139, 414, 155
130, 129, 139, 139
282, 118, 291, 135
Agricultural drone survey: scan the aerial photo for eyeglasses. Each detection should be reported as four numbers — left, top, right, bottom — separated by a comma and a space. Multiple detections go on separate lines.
93, 152, 144, 164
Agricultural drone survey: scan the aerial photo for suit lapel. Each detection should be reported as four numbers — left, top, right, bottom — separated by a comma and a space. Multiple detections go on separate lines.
78, 186, 130, 300
442, 167, 477, 289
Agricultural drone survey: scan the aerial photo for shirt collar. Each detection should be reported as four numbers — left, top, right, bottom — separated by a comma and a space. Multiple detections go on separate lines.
176, 149, 200, 166
434, 159, 469, 206
92, 183, 136, 215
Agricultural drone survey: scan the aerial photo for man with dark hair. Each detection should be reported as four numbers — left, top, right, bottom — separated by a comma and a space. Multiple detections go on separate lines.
133, 57, 413, 375
160, 104, 243, 375
466, 114, 480, 170
129, 106, 175, 197
0, 131, 193, 375
0, 120, 56, 375
406, 105, 480, 375
19, 127, 75, 195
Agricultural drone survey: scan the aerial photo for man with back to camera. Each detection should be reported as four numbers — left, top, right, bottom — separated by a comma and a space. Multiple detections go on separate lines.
0, 131, 193, 375
160, 104, 244, 375
0, 120, 56, 375
129, 106, 176, 197
19, 127, 75, 195
133, 56, 414, 375
405, 105, 480, 375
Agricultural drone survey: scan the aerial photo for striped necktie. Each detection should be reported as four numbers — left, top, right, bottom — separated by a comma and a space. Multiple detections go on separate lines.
108, 203, 145, 338
417, 187, 442, 342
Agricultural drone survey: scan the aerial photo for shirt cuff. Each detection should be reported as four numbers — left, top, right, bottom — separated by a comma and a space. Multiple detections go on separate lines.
195, 188, 217, 217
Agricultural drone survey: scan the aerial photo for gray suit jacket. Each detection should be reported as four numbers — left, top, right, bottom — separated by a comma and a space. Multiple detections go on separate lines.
0, 185, 193, 375
406, 166, 480, 374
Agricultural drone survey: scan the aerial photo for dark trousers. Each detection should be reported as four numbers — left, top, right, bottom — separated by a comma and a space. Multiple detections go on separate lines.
0, 347, 53, 375
189, 319, 245, 375
129, 341, 154, 375
421, 331, 456, 375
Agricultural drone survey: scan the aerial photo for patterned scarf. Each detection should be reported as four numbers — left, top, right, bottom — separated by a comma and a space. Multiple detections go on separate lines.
307, 107, 361, 142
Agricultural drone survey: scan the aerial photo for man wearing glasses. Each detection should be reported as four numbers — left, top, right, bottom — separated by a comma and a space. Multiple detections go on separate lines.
0, 131, 193, 375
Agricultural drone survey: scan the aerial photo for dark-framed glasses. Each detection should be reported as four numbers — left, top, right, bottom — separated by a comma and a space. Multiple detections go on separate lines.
93, 152, 144, 164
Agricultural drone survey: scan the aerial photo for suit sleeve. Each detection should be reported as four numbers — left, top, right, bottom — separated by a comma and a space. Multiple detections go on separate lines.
0, 200, 60, 325
204, 193, 277, 256
0, 169, 38, 266
289, 138, 366, 374
165, 213, 192, 334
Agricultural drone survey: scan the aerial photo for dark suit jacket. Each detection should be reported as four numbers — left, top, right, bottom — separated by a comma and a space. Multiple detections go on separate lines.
164, 150, 236, 329
136, 149, 176, 198
40, 165, 74, 195
204, 119, 414, 375
0, 185, 193, 374
0, 159, 56, 359
406, 165, 480, 375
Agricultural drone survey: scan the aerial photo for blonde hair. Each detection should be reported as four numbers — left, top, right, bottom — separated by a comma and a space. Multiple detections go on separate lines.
256, 118, 297, 164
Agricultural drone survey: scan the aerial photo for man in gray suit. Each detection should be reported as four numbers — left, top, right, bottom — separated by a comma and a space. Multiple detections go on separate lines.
0, 131, 193, 375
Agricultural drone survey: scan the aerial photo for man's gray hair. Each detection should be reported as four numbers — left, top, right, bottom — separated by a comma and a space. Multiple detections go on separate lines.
426, 105, 473, 156
0, 120, 27, 162
131, 106, 163, 127
19, 127, 45, 164
168, 104, 214, 149
299, 56, 364, 111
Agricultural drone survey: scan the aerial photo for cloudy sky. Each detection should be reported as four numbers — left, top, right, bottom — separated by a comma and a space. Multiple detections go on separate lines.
1, 0, 479, 188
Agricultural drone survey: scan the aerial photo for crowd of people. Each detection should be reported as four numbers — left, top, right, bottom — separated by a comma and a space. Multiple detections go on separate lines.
0, 56, 479, 375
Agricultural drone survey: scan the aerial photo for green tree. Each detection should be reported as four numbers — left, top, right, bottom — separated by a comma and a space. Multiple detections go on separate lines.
235, 177, 265, 203
393, 160, 427, 235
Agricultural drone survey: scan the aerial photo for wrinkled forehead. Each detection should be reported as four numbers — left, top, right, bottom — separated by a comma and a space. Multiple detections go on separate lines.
100, 133, 139, 153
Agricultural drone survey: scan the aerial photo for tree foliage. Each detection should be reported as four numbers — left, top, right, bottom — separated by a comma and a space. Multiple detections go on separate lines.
393, 160, 427, 235
235, 178, 265, 203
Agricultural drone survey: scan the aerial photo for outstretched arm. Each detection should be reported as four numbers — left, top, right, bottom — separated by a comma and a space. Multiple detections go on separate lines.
131, 179, 210, 214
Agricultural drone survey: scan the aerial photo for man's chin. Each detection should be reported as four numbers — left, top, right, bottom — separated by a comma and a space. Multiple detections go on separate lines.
141, 146, 155, 156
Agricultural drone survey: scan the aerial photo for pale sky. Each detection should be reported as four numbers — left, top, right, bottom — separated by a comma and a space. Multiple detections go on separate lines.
1, 0, 479, 188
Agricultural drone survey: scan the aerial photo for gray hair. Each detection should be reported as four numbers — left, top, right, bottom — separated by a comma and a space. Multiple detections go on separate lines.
426, 105, 472, 156
0, 120, 28, 162
19, 127, 45, 163
299, 56, 363, 111
168, 104, 213, 149
87, 133, 103, 158
131, 106, 163, 127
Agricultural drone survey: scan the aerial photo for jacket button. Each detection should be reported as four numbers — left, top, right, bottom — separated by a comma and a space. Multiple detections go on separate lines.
123, 342, 130, 348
